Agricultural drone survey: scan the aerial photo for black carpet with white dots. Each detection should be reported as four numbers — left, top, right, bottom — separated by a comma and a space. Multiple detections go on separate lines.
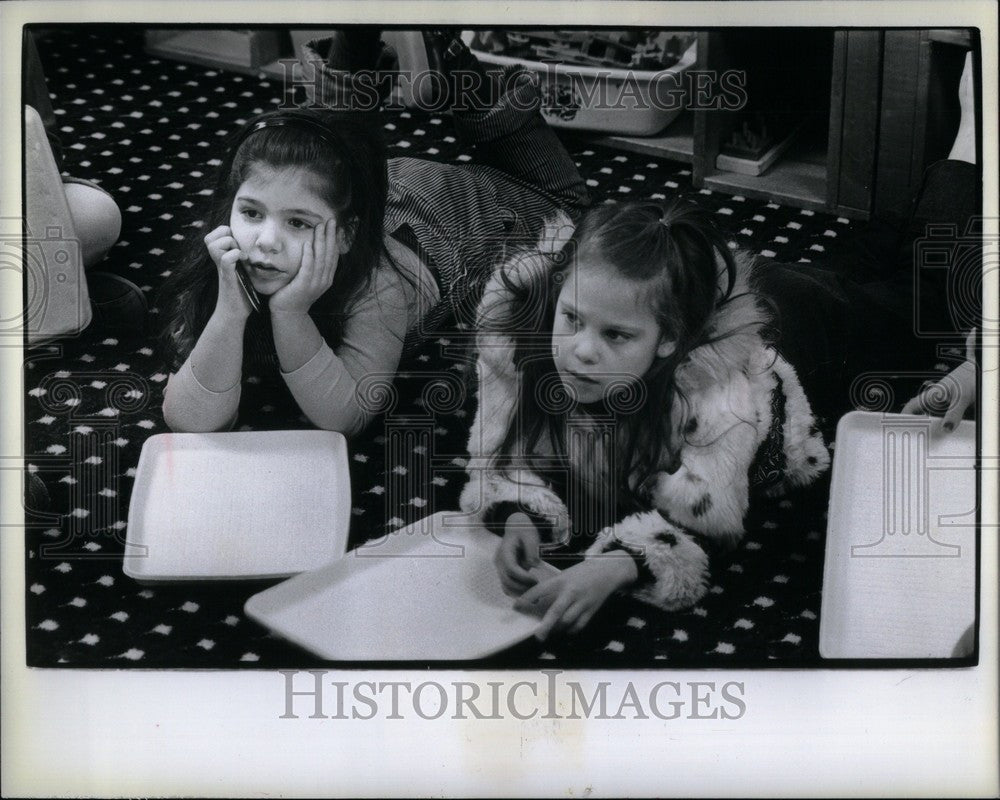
24, 28, 859, 668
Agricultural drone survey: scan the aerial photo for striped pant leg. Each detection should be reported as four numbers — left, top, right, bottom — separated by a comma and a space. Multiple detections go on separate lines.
300, 36, 589, 215
389, 156, 562, 345
450, 69, 591, 214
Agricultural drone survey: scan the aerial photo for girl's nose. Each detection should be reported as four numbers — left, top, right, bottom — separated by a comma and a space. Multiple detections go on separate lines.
255, 221, 280, 252
573, 333, 599, 365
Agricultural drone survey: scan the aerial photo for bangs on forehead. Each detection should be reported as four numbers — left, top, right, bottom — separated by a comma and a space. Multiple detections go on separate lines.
229, 125, 342, 204
241, 163, 339, 214
246, 162, 331, 192
565, 253, 665, 319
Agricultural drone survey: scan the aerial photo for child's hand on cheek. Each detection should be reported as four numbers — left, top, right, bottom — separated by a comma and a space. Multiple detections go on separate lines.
204, 224, 250, 319
269, 219, 340, 315
515, 556, 639, 641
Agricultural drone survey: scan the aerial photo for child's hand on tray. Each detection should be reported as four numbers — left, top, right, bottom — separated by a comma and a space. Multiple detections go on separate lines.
495, 512, 543, 596
269, 218, 340, 315
901, 329, 977, 432
515, 556, 638, 640
204, 224, 251, 319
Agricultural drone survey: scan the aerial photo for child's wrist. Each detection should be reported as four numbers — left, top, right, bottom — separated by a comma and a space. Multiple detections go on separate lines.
269, 306, 312, 319
213, 301, 250, 324
608, 553, 640, 587
505, 511, 535, 529
595, 543, 648, 587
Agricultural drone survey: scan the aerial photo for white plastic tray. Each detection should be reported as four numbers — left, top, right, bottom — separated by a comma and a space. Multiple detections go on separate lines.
819, 412, 977, 658
124, 431, 351, 581
244, 511, 558, 660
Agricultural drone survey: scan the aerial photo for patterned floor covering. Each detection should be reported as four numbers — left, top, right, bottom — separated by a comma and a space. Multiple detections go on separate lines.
23, 29, 857, 667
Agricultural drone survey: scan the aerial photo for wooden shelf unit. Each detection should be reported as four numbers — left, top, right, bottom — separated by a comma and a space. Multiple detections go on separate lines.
591, 28, 975, 220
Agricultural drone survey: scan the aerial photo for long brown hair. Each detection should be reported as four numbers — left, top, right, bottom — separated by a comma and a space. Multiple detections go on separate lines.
158, 109, 394, 375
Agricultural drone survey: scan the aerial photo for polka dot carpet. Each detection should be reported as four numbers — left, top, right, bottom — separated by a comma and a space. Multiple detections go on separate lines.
24, 29, 853, 667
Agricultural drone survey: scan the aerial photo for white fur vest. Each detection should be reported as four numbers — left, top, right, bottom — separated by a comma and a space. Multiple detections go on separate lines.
459, 227, 830, 611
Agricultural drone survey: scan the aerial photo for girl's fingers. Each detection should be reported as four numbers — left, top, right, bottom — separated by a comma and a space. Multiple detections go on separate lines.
942, 404, 964, 432
498, 574, 518, 597
569, 604, 596, 634
326, 217, 338, 250
534, 593, 573, 641
208, 240, 241, 271
901, 393, 925, 415
496, 553, 526, 593
498, 536, 530, 580
515, 534, 540, 569
513, 579, 544, 609
325, 219, 338, 271
203, 225, 232, 244
902, 383, 938, 416
515, 577, 558, 615
510, 566, 539, 589
220, 248, 243, 269
312, 222, 327, 283
500, 571, 533, 597
901, 380, 969, 431
942, 393, 972, 432
208, 237, 238, 254
559, 604, 586, 635
317, 219, 338, 287
298, 239, 314, 281
500, 555, 535, 588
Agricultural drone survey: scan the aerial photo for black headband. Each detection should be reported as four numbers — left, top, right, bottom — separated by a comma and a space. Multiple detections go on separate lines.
233, 114, 341, 152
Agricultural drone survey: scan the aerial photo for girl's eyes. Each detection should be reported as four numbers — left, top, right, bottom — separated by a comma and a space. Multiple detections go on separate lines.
560, 310, 632, 343
238, 208, 314, 230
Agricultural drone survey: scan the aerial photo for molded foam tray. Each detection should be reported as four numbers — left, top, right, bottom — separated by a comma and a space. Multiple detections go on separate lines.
244, 511, 558, 660
819, 412, 977, 659
124, 430, 351, 582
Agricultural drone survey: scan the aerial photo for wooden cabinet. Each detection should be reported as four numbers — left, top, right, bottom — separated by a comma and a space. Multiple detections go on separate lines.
594, 29, 975, 220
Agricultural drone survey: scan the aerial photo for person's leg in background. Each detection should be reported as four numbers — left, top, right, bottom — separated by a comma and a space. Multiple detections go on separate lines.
817, 50, 980, 293
298, 30, 591, 341
756, 50, 982, 425
299, 29, 590, 221
897, 50, 981, 428
406, 31, 592, 334
25, 30, 123, 269
62, 180, 123, 266
837, 50, 980, 350
24, 30, 145, 332
424, 31, 591, 215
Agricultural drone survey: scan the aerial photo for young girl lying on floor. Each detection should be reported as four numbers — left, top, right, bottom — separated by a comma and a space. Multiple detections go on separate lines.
461, 201, 831, 637
462, 50, 981, 641
159, 31, 590, 435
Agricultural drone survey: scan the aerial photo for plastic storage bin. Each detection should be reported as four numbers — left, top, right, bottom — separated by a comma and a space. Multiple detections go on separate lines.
464, 32, 697, 135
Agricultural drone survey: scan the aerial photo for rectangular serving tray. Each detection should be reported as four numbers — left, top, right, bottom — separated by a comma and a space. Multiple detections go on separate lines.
124, 430, 351, 582
244, 511, 558, 660
819, 412, 977, 659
